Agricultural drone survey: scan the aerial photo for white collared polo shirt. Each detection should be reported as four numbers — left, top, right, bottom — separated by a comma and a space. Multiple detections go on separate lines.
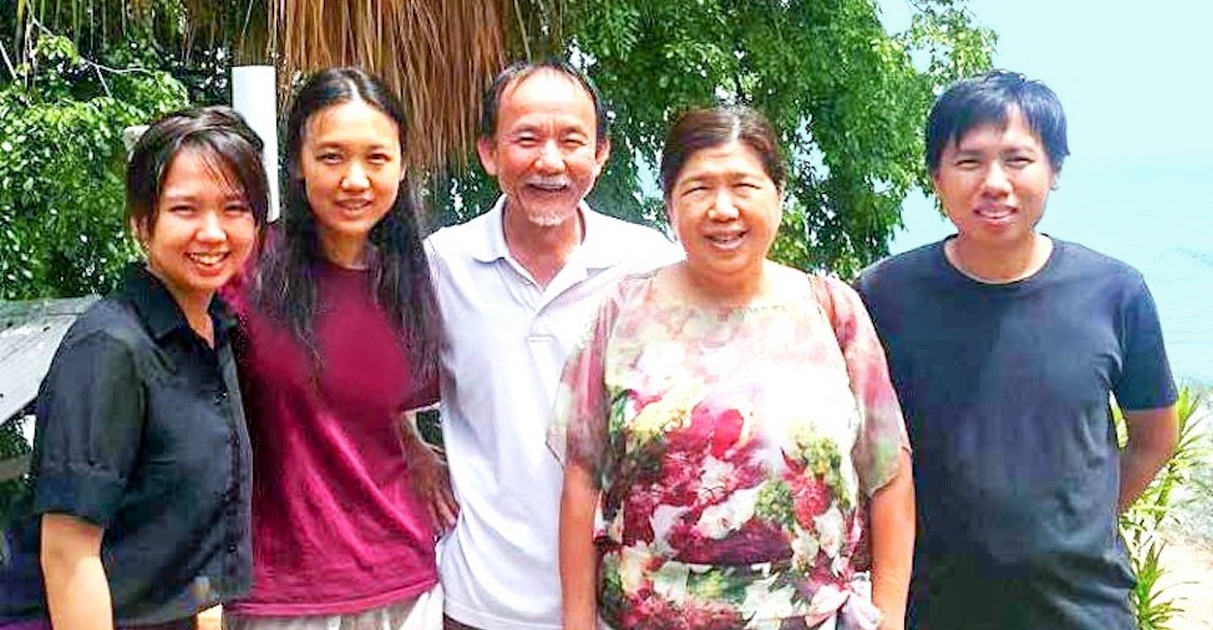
425, 198, 679, 630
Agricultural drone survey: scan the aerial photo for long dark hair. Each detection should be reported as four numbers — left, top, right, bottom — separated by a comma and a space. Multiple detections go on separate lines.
251, 67, 439, 381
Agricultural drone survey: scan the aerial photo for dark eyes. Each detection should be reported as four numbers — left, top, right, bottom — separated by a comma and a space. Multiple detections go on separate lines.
680, 181, 763, 196
513, 135, 588, 148
317, 151, 395, 165
953, 155, 1034, 168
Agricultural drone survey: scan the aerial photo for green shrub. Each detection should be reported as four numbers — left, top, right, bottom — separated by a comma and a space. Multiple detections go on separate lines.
0, 31, 188, 299
1117, 386, 1210, 630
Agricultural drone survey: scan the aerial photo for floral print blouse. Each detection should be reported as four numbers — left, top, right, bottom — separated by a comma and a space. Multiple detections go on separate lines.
550, 270, 909, 630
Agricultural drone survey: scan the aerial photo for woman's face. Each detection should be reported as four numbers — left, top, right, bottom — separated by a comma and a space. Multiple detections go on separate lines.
668, 140, 782, 287
138, 148, 257, 308
298, 99, 404, 260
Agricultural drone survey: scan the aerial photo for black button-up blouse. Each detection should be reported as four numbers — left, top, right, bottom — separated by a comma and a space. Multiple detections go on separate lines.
0, 264, 253, 626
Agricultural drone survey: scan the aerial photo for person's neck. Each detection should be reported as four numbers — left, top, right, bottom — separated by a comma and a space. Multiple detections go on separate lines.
945, 233, 1053, 284
181, 301, 215, 347
502, 203, 583, 288
157, 283, 214, 346
320, 233, 370, 270
144, 265, 214, 346
675, 260, 773, 308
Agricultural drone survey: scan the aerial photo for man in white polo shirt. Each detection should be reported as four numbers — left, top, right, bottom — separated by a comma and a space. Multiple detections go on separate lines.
425, 60, 676, 630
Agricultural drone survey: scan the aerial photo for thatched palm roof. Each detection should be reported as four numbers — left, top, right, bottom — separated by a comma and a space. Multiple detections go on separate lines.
14, 0, 563, 171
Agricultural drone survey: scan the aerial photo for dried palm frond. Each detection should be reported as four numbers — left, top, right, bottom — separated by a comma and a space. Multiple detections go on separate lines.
15, 0, 566, 172
273, 0, 513, 172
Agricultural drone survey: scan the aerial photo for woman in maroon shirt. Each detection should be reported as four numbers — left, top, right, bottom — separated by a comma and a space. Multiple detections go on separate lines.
225, 68, 453, 629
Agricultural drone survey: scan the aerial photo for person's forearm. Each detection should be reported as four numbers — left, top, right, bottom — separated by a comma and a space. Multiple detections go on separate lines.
42, 515, 114, 630
560, 463, 600, 630
869, 451, 914, 630
1118, 406, 1179, 512
1119, 448, 1169, 511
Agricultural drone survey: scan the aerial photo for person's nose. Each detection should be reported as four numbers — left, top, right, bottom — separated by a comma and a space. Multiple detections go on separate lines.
707, 189, 739, 220
534, 140, 566, 173
197, 210, 226, 243
981, 162, 1012, 195
341, 160, 371, 191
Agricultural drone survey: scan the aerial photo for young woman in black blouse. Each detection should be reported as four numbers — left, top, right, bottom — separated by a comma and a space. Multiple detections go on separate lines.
0, 107, 268, 630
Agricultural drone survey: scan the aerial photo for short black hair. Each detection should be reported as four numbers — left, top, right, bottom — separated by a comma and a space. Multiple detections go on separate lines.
479, 59, 609, 144
926, 70, 1069, 174
126, 106, 270, 232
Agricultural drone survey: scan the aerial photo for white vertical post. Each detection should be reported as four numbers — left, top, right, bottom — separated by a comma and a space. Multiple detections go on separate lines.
231, 65, 280, 222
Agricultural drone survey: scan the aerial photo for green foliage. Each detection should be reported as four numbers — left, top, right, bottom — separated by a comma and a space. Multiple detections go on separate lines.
435, 0, 995, 276
0, 32, 188, 299
13, 0, 259, 104
1116, 386, 1210, 630
0, 416, 32, 525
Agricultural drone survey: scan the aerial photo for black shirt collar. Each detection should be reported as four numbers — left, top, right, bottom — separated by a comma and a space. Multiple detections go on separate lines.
116, 263, 236, 342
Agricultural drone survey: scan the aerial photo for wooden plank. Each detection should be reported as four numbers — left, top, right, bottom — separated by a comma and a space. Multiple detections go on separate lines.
0, 297, 98, 423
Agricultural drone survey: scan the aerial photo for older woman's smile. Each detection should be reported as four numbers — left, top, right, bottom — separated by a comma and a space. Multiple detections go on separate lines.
668, 140, 782, 301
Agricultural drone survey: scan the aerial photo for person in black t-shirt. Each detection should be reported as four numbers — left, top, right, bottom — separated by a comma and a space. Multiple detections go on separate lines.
0, 107, 268, 630
855, 71, 1178, 630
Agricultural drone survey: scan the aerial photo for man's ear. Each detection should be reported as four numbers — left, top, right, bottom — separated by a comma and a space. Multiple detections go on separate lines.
477, 136, 499, 177
593, 137, 611, 177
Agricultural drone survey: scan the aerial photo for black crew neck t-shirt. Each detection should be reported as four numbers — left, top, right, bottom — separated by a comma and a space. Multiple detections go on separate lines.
856, 238, 1176, 630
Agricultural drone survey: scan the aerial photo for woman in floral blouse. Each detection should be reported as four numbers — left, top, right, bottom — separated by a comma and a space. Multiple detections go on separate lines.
552, 106, 915, 630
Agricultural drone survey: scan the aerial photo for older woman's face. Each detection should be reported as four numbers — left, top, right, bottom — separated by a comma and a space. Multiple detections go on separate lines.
668, 140, 781, 286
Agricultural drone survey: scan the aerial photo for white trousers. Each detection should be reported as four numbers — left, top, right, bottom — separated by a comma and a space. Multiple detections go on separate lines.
224, 584, 443, 630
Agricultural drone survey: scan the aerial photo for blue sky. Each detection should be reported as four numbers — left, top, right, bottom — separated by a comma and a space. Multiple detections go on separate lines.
877, 0, 1213, 385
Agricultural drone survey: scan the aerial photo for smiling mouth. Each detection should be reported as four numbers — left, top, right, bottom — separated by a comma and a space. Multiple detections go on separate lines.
526, 178, 571, 194
338, 199, 372, 211
187, 252, 229, 268
975, 205, 1014, 220
706, 232, 746, 250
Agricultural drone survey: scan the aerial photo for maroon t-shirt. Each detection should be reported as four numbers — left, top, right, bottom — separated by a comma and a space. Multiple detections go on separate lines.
224, 261, 440, 615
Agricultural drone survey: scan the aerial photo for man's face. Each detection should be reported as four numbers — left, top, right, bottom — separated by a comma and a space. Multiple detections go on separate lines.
933, 106, 1056, 251
477, 70, 610, 228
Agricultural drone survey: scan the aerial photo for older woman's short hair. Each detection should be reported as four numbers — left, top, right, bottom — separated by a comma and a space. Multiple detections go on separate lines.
659, 106, 786, 199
